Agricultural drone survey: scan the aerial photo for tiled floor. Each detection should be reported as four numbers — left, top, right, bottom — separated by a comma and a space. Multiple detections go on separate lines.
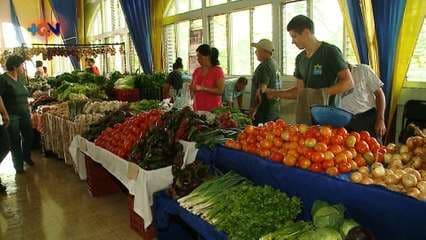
0, 151, 142, 240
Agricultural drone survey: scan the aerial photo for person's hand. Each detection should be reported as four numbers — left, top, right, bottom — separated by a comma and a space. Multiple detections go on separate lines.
1, 112, 9, 128
375, 119, 386, 137
194, 85, 204, 91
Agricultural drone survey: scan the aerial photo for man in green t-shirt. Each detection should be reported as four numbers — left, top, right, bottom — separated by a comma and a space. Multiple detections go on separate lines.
250, 39, 281, 124
266, 15, 353, 124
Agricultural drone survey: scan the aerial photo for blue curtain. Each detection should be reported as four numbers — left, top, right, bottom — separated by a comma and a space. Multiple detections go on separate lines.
49, 0, 80, 70
345, 0, 369, 64
371, 0, 406, 101
120, 0, 153, 73
9, 0, 24, 46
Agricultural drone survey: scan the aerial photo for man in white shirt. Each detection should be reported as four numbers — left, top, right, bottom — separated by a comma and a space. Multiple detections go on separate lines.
0, 96, 10, 192
341, 64, 386, 140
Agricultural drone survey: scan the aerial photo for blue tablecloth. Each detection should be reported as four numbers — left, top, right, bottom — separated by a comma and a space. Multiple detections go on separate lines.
154, 191, 227, 240
196, 146, 426, 240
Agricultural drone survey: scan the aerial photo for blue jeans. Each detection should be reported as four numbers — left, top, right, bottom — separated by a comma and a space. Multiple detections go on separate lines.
6, 114, 33, 171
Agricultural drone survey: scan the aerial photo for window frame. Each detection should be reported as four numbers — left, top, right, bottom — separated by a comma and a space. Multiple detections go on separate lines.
163, 0, 357, 81
87, 0, 140, 73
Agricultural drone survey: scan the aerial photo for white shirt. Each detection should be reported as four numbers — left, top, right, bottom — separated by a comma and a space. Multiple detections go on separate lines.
341, 64, 383, 114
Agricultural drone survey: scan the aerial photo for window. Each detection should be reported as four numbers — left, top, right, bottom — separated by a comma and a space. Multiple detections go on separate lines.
177, 0, 189, 14
176, 21, 190, 70
230, 10, 250, 75
164, 24, 176, 72
189, 19, 203, 73
406, 19, 426, 83
282, 1, 307, 75
102, 0, 113, 32
252, 4, 273, 70
210, 14, 228, 74
281, 0, 357, 76
207, 0, 228, 7
190, 0, 202, 10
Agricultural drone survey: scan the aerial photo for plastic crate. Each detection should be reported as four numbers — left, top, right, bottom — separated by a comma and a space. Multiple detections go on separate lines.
140, 87, 162, 100
113, 88, 140, 102
311, 105, 353, 127
128, 195, 157, 240
85, 156, 122, 197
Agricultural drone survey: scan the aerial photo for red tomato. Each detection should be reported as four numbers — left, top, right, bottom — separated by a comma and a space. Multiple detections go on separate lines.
283, 155, 297, 167
304, 138, 317, 148
281, 131, 290, 141
359, 131, 371, 141
354, 155, 366, 167
312, 152, 325, 163
289, 133, 300, 142
319, 126, 333, 138
259, 149, 271, 158
330, 135, 344, 145
309, 163, 323, 173
314, 142, 328, 152
305, 149, 315, 159
287, 149, 299, 158
329, 145, 343, 155
326, 167, 339, 176
260, 140, 273, 149
346, 135, 357, 148
270, 152, 283, 162
355, 140, 370, 154
272, 127, 282, 137
323, 151, 335, 160
349, 148, 358, 158
275, 119, 287, 128
351, 132, 361, 143
322, 159, 335, 169
318, 136, 331, 145
288, 142, 299, 150
349, 160, 358, 171
244, 125, 254, 134
247, 136, 257, 144
305, 127, 320, 139
298, 157, 312, 169
335, 127, 348, 138
343, 150, 354, 160
338, 162, 352, 173
375, 151, 384, 163
273, 137, 283, 147
335, 152, 348, 164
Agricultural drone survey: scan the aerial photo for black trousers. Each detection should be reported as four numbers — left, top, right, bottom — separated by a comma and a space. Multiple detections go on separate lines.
346, 108, 382, 142
0, 125, 10, 164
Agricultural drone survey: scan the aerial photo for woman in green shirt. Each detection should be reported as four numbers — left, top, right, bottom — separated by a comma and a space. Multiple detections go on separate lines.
0, 55, 34, 175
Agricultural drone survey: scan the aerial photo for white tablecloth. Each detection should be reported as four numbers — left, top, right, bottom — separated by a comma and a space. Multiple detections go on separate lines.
69, 136, 198, 228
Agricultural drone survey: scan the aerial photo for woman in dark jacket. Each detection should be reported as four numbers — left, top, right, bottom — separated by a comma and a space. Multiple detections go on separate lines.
0, 55, 34, 176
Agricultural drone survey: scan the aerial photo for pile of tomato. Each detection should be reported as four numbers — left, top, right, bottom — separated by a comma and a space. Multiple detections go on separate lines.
225, 119, 387, 175
94, 109, 163, 159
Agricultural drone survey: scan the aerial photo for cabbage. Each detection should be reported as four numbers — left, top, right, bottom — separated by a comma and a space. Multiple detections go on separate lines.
114, 75, 136, 89
339, 219, 359, 237
312, 201, 345, 229
298, 227, 343, 240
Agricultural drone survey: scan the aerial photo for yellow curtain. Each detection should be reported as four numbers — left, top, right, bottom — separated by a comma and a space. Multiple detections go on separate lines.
359, 0, 380, 76
337, 0, 361, 64
12, 0, 43, 45
151, 0, 172, 71
388, 0, 426, 130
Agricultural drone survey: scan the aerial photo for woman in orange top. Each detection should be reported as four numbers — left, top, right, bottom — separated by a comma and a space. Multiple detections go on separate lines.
190, 44, 225, 112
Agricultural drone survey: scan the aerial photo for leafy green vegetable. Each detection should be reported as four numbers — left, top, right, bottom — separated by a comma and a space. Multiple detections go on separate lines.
259, 221, 314, 240
178, 172, 302, 240
312, 201, 345, 229
129, 99, 160, 113
298, 227, 343, 240
339, 219, 359, 237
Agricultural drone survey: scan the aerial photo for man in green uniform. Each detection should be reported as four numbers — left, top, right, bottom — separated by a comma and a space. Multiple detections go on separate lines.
250, 39, 281, 124
0, 55, 34, 174
266, 15, 353, 124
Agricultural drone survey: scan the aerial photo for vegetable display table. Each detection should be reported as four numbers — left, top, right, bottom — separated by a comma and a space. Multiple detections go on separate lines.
195, 146, 426, 240
153, 191, 227, 240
